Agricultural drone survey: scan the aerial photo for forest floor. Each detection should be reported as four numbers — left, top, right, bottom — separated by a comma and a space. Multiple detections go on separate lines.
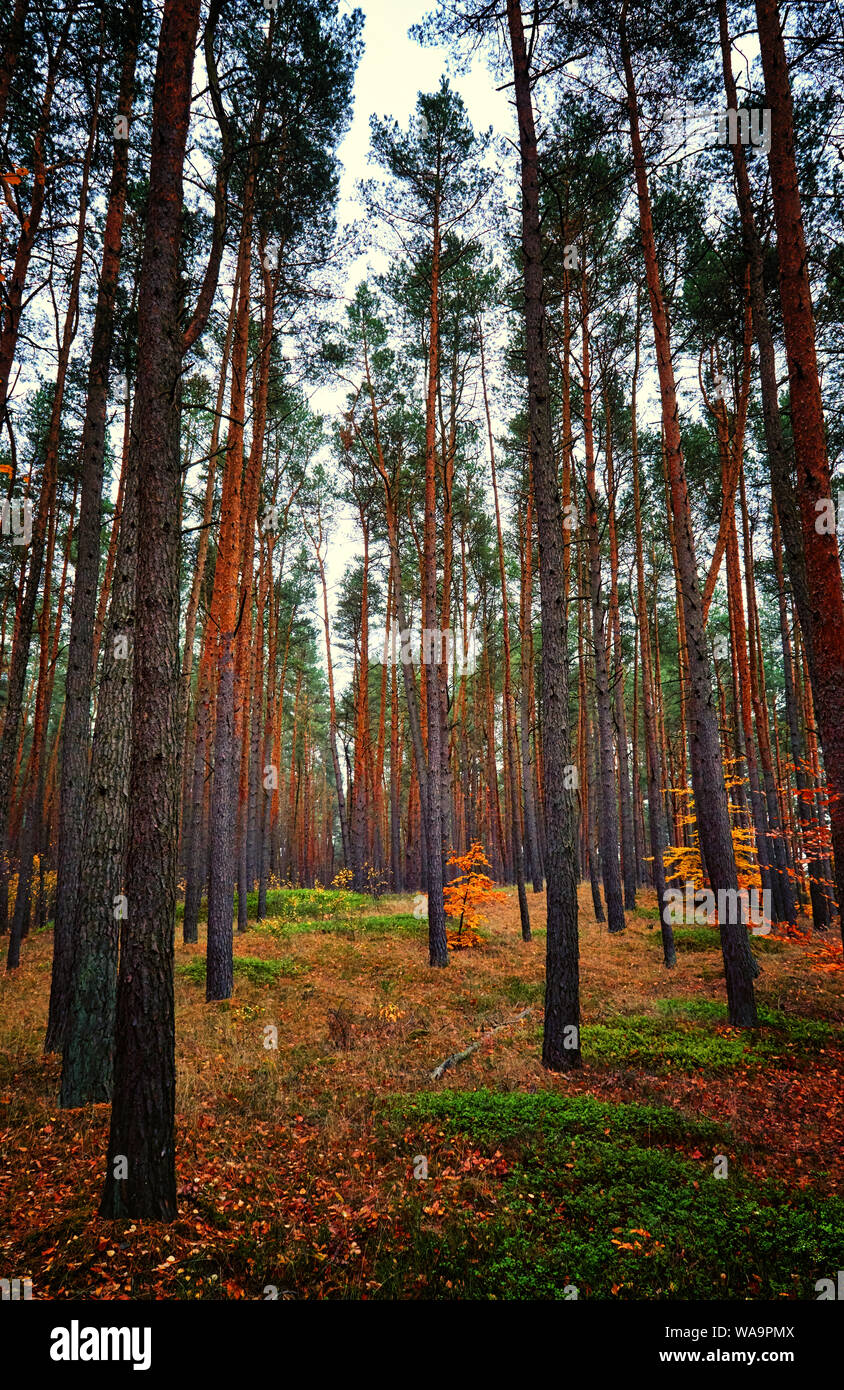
1, 886, 843, 1300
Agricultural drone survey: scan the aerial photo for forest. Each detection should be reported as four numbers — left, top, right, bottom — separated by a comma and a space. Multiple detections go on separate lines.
0, 0, 843, 1318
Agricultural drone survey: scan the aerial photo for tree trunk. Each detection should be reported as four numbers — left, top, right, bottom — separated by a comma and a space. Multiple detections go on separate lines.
739, 466, 796, 924
480, 318, 530, 940
631, 303, 674, 965
604, 395, 636, 910
205, 176, 257, 1000
421, 210, 447, 966
518, 493, 544, 891
100, 0, 202, 1220
755, 0, 844, 939
772, 502, 829, 928
506, 0, 580, 1069
60, 449, 139, 1106
582, 272, 625, 933
50, 2, 139, 1033
620, 1, 757, 1023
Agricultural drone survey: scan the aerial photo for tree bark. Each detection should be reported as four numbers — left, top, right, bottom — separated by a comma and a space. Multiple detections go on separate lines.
100, 0, 202, 1220
755, 0, 844, 939
480, 318, 531, 940
620, 0, 757, 1023
205, 178, 256, 1000
582, 272, 625, 933
604, 394, 636, 910
631, 303, 674, 965
49, 1, 140, 1036
422, 209, 448, 967
60, 451, 139, 1106
506, 0, 580, 1069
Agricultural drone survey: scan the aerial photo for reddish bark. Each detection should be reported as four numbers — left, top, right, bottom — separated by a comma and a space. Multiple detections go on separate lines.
755, 0, 844, 936
620, 1, 757, 1022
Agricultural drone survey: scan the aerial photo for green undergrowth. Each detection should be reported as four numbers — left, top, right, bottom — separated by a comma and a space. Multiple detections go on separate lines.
657, 996, 840, 1041
632, 903, 660, 921
374, 1090, 843, 1299
177, 955, 309, 986
501, 976, 547, 1006
253, 912, 421, 939
392, 1088, 727, 1147
581, 1003, 837, 1072
651, 925, 784, 954
176, 887, 374, 924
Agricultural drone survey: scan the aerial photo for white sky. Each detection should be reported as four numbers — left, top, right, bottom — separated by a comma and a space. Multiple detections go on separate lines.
333, 0, 511, 258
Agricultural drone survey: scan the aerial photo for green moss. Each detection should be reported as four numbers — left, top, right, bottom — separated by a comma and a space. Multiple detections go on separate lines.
500, 976, 546, 1006
176, 887, 372, 924
657, 997, 838, 1045
581, 1006, 836, 1072
254, 911, 421, 939
374, 1090, 843, 1299
177, 955, 308, 986
387, 1088, 726, 1146
650, 926, 784, 954
586, 1016, 756, 1070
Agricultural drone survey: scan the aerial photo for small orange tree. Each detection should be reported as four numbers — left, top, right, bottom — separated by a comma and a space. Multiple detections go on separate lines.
443, 841, 507, 949
663, 772, 761, 894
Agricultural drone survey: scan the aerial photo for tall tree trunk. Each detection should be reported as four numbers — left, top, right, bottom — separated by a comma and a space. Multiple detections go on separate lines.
205, 172, 257, 1000
631, 303, 674, 964
231, 248, 274, 929
389, 602, 403, 891
726, 505, 774, 902
772, 501, 829, 928
179, 258, 238, 887
755, 0, 844, 939
480, 318, 531, 940
506, 0, 580, 1069
582, 272, 625, 933
313, 536, 352, 872
739, 466, 796, 924
518, 493, 544, 891
60, 439, 139, 1105
100, 0, 203, 1220
620, 2, 757, 1024
49, 3, 139, 1036
604, 395, 636, 910
257, 528, 277, 918
350, 512, 370, 888
422, 210, 448, 968
7, 488, 59, 967
581, 524, 606, 922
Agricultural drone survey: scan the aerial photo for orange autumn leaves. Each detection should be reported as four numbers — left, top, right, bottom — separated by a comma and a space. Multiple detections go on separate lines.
443, 842, 507, 949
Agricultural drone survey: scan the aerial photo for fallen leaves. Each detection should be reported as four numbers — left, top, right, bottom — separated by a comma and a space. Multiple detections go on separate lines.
2, 886, 843, 1299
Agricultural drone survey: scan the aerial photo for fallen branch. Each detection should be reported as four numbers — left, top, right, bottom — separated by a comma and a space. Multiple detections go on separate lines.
428, 1008, 533, 1081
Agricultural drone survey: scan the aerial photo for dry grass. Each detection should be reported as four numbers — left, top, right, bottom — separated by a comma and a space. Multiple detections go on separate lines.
1, 886, 842, 1298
